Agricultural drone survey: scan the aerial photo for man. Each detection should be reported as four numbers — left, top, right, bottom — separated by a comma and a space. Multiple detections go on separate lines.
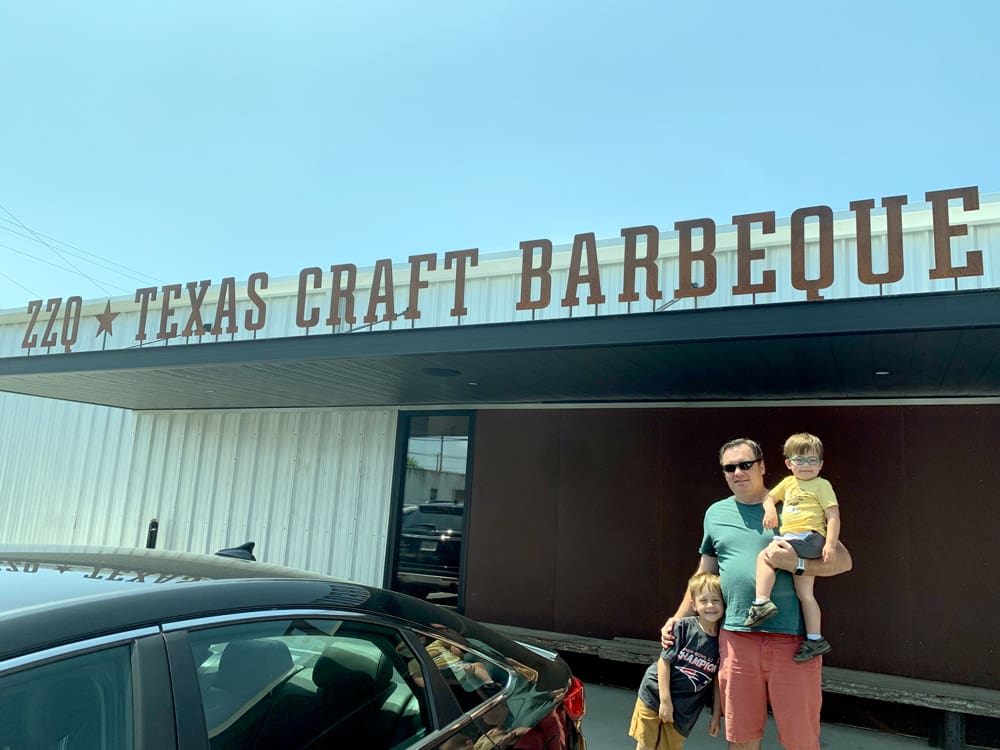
661, 438, 852, 750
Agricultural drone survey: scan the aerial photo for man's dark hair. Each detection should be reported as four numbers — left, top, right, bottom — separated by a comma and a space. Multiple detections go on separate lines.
718, 438, 763, 463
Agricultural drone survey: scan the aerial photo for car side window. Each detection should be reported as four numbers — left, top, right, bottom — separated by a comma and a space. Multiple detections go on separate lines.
416, 635, 507, 712
189, 618, 431, 750
0, 645, 133, 749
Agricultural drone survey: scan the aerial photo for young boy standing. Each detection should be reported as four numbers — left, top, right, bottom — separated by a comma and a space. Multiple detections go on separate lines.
628, 572, 723, 750
743, 432, 841, 661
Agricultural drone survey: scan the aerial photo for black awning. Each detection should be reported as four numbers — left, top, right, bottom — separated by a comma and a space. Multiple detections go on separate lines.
1, 289, 998, 410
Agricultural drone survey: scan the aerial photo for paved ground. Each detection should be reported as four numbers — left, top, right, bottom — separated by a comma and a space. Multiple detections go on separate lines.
581, 682, 929, 749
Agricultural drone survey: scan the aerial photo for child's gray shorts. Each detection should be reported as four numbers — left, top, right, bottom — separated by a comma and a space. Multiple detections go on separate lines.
777, 531, 826, 559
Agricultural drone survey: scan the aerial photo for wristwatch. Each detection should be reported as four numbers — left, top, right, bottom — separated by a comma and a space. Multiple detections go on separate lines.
794, 557, 806, 576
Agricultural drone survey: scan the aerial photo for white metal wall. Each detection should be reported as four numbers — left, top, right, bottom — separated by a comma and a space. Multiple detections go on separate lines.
0, 392, 135, 545
124, 407, 398, 584
0, 393, 399, 586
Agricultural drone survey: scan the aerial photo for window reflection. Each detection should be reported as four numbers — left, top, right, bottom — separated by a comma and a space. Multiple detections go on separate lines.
394, 415, 470, 607
190, 618, 431, 750
0, 645, 133, 749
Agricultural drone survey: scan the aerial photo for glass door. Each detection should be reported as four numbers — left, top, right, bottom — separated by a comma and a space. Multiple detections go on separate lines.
390, 413, 472, 609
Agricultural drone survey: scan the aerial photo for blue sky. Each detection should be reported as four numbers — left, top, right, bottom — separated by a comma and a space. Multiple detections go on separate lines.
1, 1, 996, 310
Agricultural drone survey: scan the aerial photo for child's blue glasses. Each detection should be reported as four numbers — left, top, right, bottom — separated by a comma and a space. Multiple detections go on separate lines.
790, 456, 821, 466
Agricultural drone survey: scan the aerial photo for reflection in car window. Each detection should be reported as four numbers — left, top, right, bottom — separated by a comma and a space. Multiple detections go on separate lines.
189, 618, 431, 750
423, 693, 525, 750
414, 634, 507, 713
402, 505, 464, 532
0, 645, 133, 749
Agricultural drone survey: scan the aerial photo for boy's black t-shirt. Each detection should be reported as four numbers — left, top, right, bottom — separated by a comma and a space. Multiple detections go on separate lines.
636, 616, 720, 737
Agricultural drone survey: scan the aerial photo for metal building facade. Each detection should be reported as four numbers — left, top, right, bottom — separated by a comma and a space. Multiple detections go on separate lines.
0, 392, 135, 545
0, 392, 398, 585
126, 407, 398, 583
0, 186, 997, 589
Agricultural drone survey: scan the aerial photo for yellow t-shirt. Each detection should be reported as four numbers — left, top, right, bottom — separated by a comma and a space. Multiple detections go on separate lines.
771, 475, 838, 535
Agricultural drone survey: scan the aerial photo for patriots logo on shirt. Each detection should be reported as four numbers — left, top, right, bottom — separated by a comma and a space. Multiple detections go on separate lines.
676, 664, 713, 690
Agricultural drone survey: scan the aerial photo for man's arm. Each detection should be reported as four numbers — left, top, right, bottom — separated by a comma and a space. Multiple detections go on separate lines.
660, 555, 718, 647
763, 538, 852, 576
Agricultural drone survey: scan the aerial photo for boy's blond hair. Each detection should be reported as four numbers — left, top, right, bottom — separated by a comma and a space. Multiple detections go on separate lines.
783, 432, 824, 459
687, 571, 722, 600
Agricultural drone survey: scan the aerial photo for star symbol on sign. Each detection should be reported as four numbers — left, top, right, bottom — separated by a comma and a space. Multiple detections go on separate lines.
95, 301, 120, 337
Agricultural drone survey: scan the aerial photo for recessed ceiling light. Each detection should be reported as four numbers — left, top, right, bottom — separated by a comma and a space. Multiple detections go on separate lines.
874, 370, 891, 376
466, 381, 478, 386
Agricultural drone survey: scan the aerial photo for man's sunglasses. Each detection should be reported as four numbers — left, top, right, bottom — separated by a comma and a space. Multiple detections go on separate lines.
721, 458, 762, 473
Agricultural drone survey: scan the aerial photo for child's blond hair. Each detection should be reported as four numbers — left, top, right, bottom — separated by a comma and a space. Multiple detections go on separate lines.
782, 432, 824, 459
687, 571, 722, 601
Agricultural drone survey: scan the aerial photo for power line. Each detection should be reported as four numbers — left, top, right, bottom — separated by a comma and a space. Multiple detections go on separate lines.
0, 268, 38, 298
0, 240, 134, 296
0, 223, 160, 286
0, 201, 112, 296
0, 216, 162, 285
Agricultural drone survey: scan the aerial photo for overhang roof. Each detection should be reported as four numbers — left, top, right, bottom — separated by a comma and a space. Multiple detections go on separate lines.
0, 290, 998, 410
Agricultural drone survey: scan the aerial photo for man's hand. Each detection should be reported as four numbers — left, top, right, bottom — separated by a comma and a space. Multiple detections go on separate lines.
658, 701, 674, 724
763, 538, 799, 571
764, 538, 853, 576
764, 539, 799, 573
660, 617, 678, 649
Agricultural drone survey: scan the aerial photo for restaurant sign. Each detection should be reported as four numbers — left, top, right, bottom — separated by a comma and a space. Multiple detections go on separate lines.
19, 185, 987, 354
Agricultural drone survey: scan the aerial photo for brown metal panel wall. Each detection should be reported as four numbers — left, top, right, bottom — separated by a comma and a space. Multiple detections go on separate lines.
465, 405, 1000, 689
550, 410, 663, 636
464, 411, 561, 630
903, 405, 999, 687
467, 409, 665, 636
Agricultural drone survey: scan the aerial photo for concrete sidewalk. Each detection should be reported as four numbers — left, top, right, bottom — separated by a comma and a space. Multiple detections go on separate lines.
581, 682, 928, 749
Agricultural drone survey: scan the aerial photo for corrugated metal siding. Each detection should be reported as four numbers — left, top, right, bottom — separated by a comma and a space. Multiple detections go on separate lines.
0, 396, 399, 585
0, 392, 135, 544
124, 407, 398, 584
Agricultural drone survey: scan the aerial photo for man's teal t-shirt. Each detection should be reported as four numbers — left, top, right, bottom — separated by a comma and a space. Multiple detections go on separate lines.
699, 496, 804, 634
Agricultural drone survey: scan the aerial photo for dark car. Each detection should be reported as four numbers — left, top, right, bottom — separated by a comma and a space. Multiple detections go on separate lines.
396, 503, 464, 598
0, 546, 586, 750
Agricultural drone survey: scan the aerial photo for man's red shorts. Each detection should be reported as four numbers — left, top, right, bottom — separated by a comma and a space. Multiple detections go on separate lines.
718, 629, 822, 750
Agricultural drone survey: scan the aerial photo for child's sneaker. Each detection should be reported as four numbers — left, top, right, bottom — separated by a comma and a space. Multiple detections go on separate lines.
793, 638, 832, 662
743, 600, 778, 627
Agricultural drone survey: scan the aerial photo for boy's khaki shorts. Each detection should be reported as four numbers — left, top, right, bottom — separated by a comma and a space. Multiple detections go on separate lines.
627, 698, 686, 750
